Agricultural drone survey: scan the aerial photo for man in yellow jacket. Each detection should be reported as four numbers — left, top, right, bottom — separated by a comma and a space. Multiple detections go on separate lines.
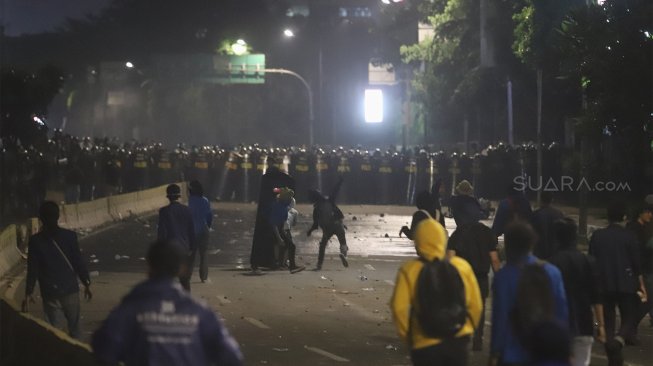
391, 216, 482, 365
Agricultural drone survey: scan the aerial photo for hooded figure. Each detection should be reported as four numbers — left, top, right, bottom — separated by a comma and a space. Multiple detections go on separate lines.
391, 217, 482, 364
399, 180, 445, 240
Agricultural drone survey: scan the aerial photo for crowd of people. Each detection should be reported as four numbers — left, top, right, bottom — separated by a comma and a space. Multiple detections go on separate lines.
2, 130, 580, 224
10, 130, 653, 365
20, 159, 653, 365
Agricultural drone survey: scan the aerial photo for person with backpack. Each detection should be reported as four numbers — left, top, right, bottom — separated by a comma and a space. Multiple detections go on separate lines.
446, 217, 500, 351
549, 217, 605, 366
490, 221, 568, 366
269, 187, 305, 273
307, 177, 349, 270
390, 216, 482, 366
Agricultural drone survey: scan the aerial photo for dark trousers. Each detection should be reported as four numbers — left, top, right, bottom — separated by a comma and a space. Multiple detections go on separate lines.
603, 291, 637, 341
317, 222, 348, 268
180, 250, 195, 292
474, 276, 489, 345
281, 229, 298, 268
410, 336, 470, 366
634, 273, 653, 333
196, 230, 209, 281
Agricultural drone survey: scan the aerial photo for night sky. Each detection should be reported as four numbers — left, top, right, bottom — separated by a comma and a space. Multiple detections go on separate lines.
2, 0, 109, 36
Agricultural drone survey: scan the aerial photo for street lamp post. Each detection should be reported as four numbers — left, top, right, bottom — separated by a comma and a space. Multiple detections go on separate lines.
263, 68, 315, 146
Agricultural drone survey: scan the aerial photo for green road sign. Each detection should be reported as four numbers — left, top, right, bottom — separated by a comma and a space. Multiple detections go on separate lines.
153, 54, 266, 84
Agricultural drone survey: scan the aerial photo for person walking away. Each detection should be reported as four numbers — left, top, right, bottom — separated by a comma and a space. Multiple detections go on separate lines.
391, 216, 482, 366
531, 192, 564, 260
492, 186, 533, 237
307, 177, 349, 270
92, 240, 243, 366
446, 218, 500, 351
490, 221, 568, 365
158, 184, 196, 291
549, 217, 605, 366
22, 201, 92, 339
188, 180, 212, 283
625, 203, 653, 336
589, 201, 647, 360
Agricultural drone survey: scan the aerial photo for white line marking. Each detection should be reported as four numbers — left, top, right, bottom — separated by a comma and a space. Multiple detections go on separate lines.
216, 295, 231, 305
243, 317, 270, 329
304, 345, 350, 362
384, 280, 395, 286
364, 264, 376, 271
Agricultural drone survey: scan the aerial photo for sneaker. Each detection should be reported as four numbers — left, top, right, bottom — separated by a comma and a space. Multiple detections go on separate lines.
339, 253, 349, 268
290, 266, 306, 274
605, 338, 624, 366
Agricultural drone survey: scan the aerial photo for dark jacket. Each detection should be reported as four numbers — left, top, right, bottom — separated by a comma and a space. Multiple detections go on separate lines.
25, 227, 90, 299
531, 205, 564, 260
589, 224, 641, 294
448, 222, 497, 278
492, 194, 532, 236
158, 201, 196, 252
308, 178, 344, 231
450, 195, 485, 227
626, 220, 653, 275
92, 278, 243, 366
549, 248, 602, 336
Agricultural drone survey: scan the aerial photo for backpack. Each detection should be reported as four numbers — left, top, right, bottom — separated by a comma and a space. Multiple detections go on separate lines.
510, 261, 555, 344
413, 257, 469, 339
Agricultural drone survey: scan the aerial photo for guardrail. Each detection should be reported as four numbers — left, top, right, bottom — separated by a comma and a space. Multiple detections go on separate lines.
0, 182, 188, 364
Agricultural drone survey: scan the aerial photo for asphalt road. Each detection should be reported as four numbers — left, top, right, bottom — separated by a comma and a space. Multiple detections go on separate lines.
14, 203, 653, 365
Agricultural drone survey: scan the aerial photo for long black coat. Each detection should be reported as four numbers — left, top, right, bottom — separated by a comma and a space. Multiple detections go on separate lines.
250, 167, 295, 268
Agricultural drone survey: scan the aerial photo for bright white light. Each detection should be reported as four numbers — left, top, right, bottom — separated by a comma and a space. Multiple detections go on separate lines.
125, 61, 134, 68
284, 29, 295, 37
381, 0, 391, 4
33, 116, 45, 126
364, 89, 383, 123
231, 40, 248, 55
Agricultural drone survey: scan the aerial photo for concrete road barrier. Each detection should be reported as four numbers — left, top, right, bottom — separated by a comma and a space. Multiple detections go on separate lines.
0, 299, 99, 366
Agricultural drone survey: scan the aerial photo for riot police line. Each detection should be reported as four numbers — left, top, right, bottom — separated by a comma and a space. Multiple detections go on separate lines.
0, 130, 567, 224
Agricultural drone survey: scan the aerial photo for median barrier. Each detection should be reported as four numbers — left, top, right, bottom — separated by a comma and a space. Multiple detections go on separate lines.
0, 299, 99, 366
0, 225, 21, 278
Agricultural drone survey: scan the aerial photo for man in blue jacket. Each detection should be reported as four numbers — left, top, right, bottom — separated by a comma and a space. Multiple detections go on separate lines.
158, 184, 196, 291
92, 240, 243, 366
490, 221, 568, 365
22, 201, 92, 339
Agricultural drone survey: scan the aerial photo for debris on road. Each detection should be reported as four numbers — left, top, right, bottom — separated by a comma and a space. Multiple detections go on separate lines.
385, 344, 397, 351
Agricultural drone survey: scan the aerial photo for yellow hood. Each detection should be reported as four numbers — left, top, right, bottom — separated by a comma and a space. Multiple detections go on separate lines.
414, 218, 447, 261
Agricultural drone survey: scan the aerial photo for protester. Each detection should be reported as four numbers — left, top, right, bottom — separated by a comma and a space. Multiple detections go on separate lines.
446, 217, 500, 351
626, 203, 653, 331
391, 217, 482, 366
269, 188, 305, 273
492, 186, 533, 237
531, 192, 564, 260
490, 221, 568, 365
589, 201, 647, 353
549, 217, 605, 366
188, 180, 212, 283
22, 201, 92, 339
399, 181, 446, 239
307, 177, 349, 270
250, 163, 295, 272
449, 180, 485, 227
92, 240, 243, 366
158, 184, 196, 291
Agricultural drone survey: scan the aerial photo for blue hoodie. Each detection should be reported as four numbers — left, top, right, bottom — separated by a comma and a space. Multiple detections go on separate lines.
92, 278, 242, 366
